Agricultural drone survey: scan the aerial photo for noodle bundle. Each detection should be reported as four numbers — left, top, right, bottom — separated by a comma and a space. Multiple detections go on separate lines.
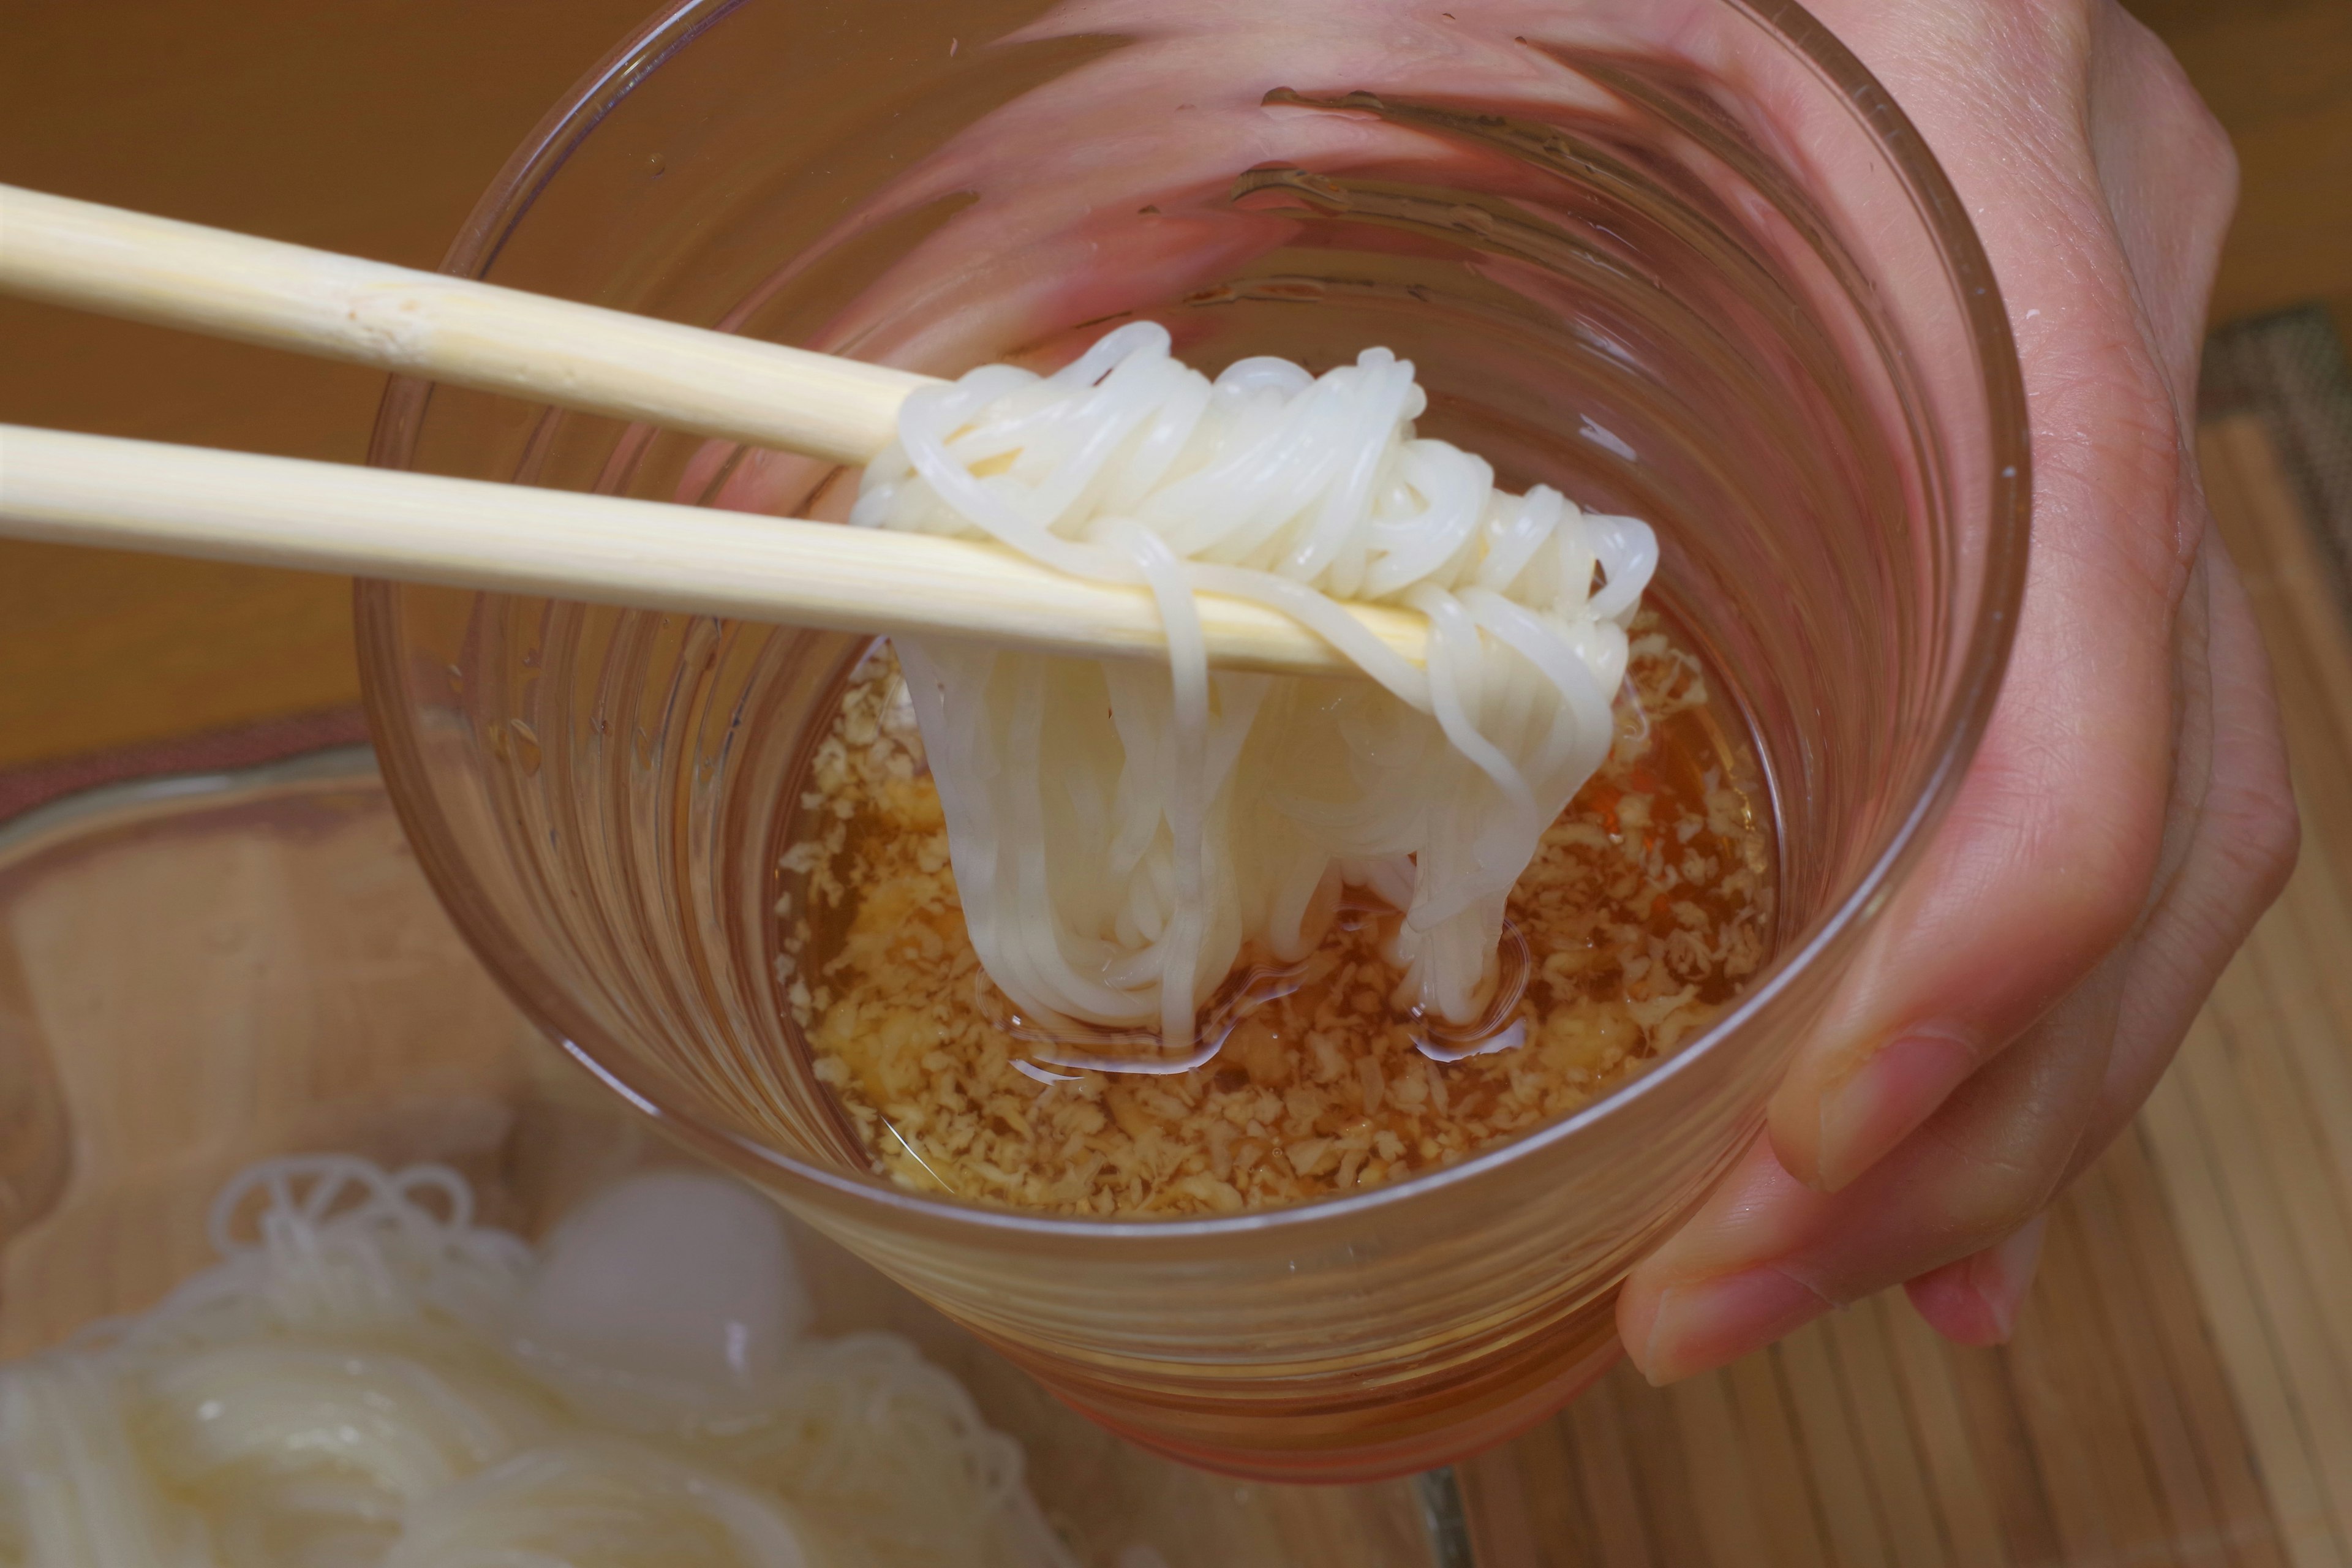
0, 1157, 1076, 1568
853, 323, 1656, 1061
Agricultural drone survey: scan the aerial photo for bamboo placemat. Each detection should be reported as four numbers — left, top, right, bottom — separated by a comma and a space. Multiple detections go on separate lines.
1462, 312, 2352, 1568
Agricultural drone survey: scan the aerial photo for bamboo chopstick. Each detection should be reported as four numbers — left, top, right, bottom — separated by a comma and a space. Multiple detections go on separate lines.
0, 184, 933, 467
0, 425, 1428, 678
0, 184, 1436, 675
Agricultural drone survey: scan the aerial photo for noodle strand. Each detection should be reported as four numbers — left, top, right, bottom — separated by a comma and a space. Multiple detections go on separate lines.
852, 324, 1656, 1053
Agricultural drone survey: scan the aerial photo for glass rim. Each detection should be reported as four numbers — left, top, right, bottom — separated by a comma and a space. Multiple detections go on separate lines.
360, 0, 2030, 1242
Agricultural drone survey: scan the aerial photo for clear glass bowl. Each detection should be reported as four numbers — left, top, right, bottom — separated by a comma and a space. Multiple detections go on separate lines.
355, 0, 2028, 1481
0, 752, 1454, 1563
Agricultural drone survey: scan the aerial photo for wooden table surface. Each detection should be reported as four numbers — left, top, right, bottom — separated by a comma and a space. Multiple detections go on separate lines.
1, 0, 2345, 770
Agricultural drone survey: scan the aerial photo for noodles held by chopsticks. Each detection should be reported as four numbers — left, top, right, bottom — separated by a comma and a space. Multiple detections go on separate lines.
855, 324, 1656, 1063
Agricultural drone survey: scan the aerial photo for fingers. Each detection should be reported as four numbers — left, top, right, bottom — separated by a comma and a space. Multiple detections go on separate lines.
1904, 1214, 2049, 1347
1912, 533, 2290, 1362
1621, 537, 2294, 1381
2062, 529, 2299, 1175
1620, 0, 2275, 1385
1623, 973, 2120, 1383
1762, 0, 2226, 1201
1764, 478, 2179, 1194
1763, 29, 2234, 1196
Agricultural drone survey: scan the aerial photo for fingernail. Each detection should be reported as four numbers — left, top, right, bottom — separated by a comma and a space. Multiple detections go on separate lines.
1972, 1213, 2049, 1343
1814, 1028, 1980, 1192
1635, 1266, 1830, 1386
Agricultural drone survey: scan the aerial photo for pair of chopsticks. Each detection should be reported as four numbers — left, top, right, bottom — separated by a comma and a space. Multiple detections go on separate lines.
0, 185, 1425, 677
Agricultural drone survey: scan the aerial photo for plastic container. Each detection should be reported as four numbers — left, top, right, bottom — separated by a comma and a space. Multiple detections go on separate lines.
355, 0, 2028, 1480
0, 751, 1456, 1564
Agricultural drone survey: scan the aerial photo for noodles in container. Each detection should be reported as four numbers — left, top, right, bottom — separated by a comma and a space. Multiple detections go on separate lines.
782, 324, 1774, 1215
0, 1158, 1078, 1568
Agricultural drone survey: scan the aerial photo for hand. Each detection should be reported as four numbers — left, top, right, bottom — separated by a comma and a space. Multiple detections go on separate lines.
1617, 0, 2300, 1381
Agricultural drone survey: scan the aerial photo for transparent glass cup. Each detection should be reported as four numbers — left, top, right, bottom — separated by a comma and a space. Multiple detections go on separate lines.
356, 0, 2028, 1482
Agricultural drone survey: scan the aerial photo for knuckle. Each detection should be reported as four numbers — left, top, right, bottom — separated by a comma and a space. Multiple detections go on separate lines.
1966, 749, 2165, 958
1916, 1106, 2073, 1245
2181, 94, 2237, 189
2038, 848, 2154, 965
2098, 3, 2238, 188
2233, 780, 2302, 902
1929, 1156, 2049, 1246
2136, 38, 2236, 189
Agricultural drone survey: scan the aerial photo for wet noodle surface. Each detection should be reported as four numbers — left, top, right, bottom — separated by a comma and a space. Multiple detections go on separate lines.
778, 610, 1774, 1216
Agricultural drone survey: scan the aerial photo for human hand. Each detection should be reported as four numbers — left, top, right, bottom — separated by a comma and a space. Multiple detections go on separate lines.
1617, 0, 2301, 1382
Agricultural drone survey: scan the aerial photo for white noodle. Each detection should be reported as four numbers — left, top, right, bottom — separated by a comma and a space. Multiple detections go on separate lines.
853, 323, 1654, 1058
0, 1157, 1080, 1568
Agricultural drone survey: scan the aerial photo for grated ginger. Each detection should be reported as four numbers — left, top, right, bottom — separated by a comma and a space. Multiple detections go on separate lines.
780, 611, 1774, 1217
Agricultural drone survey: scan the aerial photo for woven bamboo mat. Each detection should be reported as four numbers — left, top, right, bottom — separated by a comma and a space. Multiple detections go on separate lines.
1461, 312, 2352, 1568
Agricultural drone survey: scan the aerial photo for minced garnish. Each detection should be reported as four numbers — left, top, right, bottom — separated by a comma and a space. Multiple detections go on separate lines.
779, 611, 1773, 1216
